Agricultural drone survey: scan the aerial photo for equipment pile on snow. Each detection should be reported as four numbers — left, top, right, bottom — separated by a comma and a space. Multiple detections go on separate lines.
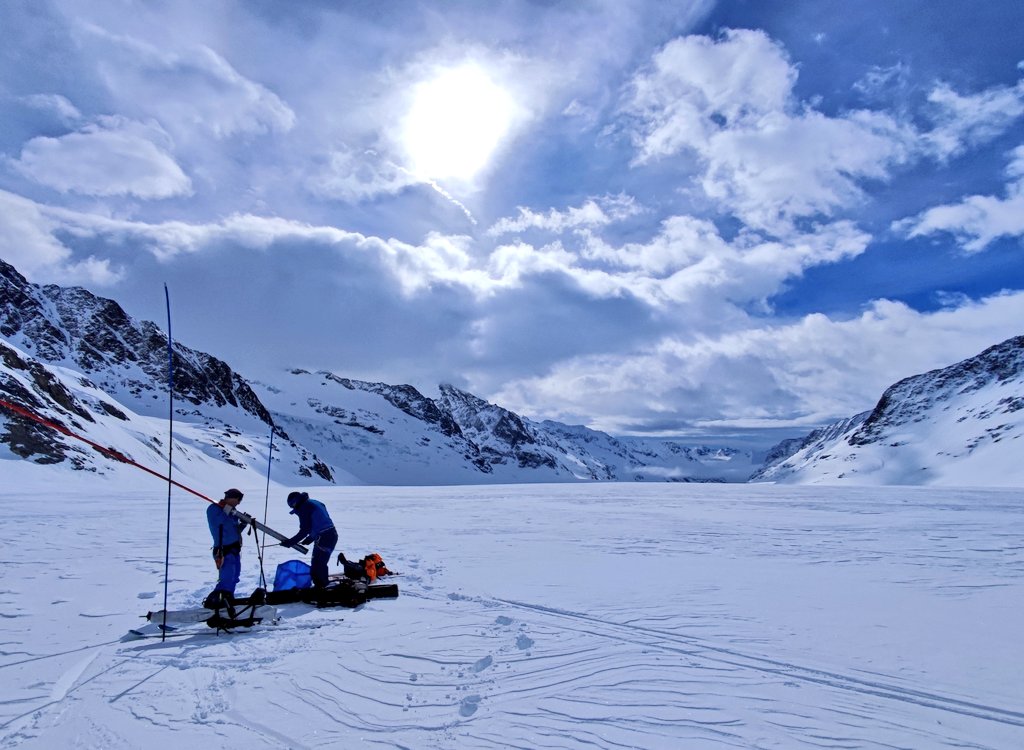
130, 557, 398, 638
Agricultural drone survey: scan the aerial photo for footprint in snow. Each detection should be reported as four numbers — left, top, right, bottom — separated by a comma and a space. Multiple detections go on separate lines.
494, 615, 513, 627
515, 634, 534, 650
137, 591, 157, 600
472, 655, 493, 673
459, 694, 481, 717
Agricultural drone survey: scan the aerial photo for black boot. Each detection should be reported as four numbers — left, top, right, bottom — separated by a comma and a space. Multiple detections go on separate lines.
203, 589, 233, 610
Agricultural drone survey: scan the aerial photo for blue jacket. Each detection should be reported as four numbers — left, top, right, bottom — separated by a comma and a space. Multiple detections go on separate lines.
208, 503, 244, 549
287, 496, 334, 545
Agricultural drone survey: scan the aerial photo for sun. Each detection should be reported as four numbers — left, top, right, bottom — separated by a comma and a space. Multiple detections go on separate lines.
401, 64, 521, 184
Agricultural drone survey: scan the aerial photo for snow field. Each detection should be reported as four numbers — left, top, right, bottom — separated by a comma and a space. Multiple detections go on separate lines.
0, 481, 1022, 748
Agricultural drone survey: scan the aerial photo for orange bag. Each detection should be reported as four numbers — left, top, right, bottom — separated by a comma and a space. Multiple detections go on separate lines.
362, 553, 392, 582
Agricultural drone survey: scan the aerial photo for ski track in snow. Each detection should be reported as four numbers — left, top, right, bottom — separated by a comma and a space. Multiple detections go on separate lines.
478, 594, 1024, 726
0, 483, 1022, 748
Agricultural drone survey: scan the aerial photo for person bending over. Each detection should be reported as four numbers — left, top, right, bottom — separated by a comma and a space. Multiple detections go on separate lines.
283, 491, 337, 589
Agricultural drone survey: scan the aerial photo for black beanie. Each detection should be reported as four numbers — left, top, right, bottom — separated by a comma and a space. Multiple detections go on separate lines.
224, 488, 244, 500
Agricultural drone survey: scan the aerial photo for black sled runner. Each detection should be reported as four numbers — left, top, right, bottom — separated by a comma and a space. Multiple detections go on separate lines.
266, 577, 399, 608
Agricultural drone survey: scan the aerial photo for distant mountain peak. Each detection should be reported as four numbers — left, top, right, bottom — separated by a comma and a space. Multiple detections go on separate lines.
753, 335, 1024, 485
849, 335, 1024, 448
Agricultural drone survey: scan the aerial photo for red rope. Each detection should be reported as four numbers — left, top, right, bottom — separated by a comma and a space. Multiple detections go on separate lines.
0, 397, 216, 505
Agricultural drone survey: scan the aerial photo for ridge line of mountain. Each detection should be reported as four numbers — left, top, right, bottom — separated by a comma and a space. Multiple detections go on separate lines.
3, 258, 1022, 486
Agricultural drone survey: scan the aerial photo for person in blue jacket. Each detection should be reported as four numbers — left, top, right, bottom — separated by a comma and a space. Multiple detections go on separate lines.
283, 491, 337, 589
205, 488, 246, 606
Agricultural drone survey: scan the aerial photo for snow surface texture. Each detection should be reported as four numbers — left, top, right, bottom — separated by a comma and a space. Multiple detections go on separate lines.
1, 473, 1022, 749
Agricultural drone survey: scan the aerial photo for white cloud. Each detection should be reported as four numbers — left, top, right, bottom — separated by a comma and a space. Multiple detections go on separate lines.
10, 117, 192, 199
853, 63, 911, 98
78, 23, 295, 139
51, 209, 369, 261
493, 290, 1024, 433
897, 144, 1024, 251
901, 191, 1024, 252
0, 190, 121, 285
19, 93, 82, 124
486, 194, 642, 236
923, 80, 1024, 160
306, 147, 477, 222
619, 30, 1024, 238
1010, 146, 1024, 180
307, 148, 419, 203
487, 240, 579, 287
32, 199, 486, 296
18, 174, 869, 314
439, 216, 874, 331
488, 215, 872, 309
576, 217, 870, 306
624, 29, 796, 163
580, 214, 727, 275
384, 231, 489, 293
699, 110, 914, 232
621, 29, 917, 234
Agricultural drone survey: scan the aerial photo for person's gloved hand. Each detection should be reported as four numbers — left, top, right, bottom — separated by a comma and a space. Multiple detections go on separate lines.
280, 540, 293, 549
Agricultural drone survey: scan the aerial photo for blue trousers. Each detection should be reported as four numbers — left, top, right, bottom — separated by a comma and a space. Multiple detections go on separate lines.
311, 527, 338, 588
215, 551, 241, 595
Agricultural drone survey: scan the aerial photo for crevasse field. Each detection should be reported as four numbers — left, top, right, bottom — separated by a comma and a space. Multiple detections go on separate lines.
1, 477, 1022, 749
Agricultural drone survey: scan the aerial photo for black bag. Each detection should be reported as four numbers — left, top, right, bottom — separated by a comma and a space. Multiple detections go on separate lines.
313, 578, 369, 609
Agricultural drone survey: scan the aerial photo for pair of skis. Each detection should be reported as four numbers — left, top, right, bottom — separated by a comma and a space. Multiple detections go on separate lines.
127, 604, 279, 638
127, 509, 305, 639
131, 587, 280, 638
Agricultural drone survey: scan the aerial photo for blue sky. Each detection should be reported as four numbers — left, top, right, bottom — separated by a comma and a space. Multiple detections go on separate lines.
1, 0, 1022, 443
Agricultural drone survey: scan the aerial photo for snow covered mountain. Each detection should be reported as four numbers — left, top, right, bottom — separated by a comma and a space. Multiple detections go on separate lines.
0, 259, 337, 487
250, 371, 755, 485
752, 335, 1024, 485
0, 258, 752, 485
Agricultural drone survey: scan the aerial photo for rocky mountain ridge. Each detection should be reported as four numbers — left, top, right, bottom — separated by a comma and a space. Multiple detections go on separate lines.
753, 336, 1024, 485
1, 260, 271, 425
8, 257, 1017, 487
253, 370, 754, 484
1, 258, 752, 485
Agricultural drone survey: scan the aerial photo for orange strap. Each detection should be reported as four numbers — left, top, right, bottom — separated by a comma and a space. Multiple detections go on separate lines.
0, 397, 216, 505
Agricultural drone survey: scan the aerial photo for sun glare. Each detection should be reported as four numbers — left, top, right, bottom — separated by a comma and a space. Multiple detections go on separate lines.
401, 64, 520, 184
